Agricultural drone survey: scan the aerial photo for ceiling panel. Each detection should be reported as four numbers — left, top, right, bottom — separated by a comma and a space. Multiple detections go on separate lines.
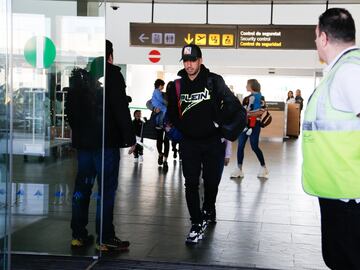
105, 0, 360, 4
50, 0, 360, 3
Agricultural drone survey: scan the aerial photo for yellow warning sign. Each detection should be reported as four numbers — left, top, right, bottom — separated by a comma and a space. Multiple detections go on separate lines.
209, 34, 220, 46
222, 34, 234, 46
195, 33, 207, 45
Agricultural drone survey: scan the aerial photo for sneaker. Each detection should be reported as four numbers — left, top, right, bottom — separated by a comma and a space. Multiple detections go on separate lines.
246, 128, 253, 136
201, 218, 208, 232
71, 235, 94, 248
158, 155, 163, 165
96, 236, 130, 251
134, 158, 139, 163
185, 224, 203, 245
203, 209, 217, 224
257, 167, 269, 179
230, 168, 244, 178
139, 156, 143, 163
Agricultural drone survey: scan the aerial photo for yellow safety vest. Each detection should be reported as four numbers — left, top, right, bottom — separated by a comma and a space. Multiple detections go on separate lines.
302, 49, 360, 199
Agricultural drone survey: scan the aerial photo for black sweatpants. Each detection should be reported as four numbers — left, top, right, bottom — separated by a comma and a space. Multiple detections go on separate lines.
180, 136, 225, 224
319, 198, 360, 270
156, 129, 169, 158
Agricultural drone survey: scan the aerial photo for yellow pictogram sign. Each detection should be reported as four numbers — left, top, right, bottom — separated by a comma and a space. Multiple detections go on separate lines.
222, 34, 234, 46
195, 33, 207, 45
184, 33, 194, 44
209, 34, 220, 46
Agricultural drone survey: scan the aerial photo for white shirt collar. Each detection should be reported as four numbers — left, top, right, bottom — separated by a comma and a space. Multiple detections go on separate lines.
324, 46, 359, 73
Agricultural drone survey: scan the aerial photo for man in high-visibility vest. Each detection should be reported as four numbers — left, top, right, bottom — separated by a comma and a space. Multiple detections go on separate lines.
303, 8, 360, 269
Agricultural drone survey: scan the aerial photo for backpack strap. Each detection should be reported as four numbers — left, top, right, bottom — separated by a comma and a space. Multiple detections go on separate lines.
175, 79, 182, 119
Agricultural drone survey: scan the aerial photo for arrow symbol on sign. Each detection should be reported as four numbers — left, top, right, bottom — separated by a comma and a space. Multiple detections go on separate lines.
184, 33, 194, 44
139, 33, 149, 43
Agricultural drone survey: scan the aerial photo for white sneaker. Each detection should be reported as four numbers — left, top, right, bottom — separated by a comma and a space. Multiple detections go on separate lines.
134, 158, 139, 163
257, 167, 269, 179
230, 168, 244, 178
139, 156, 143, 163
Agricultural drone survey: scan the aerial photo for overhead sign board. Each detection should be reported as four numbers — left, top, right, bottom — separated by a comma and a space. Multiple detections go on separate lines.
238, 25, 316, 50
130, 23, 316, 50
130, 23, 237, 48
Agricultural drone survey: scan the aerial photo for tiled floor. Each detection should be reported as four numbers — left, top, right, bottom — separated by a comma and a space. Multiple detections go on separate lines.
10, 138, 328, 270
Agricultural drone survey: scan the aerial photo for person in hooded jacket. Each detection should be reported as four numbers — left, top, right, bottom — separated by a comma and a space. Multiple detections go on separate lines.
166, 44, 242, 245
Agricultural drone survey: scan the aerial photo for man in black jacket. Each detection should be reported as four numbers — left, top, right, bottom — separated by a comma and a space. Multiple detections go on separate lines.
167, 44, 242, 245
67, 40, 136, 251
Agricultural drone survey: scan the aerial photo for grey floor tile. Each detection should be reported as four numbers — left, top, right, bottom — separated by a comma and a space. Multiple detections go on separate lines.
8, 139, 326, 269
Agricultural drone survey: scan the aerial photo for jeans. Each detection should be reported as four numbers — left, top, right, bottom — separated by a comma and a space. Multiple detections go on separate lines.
237, 121, 265, 166
155, 111, 165, 127
71, 148, 120, 241
180, 136, 225, 224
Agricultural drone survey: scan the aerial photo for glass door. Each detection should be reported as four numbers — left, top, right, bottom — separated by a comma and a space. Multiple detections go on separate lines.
0, 0, 11, 268
9, 0, 105, 258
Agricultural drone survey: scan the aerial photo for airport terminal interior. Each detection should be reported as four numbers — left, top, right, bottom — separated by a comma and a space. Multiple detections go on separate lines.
1, 0, 360, 269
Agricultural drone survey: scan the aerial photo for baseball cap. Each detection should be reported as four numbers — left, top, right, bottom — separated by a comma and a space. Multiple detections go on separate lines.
180, 44, 202, 61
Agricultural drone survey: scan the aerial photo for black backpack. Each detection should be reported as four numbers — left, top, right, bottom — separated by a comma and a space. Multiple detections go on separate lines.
207, 74, 247, 141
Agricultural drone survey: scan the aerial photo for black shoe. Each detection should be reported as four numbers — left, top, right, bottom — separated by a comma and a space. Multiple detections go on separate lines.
71, 234, 94, 248
96, 236, 130, 251
158, 155, 163, 165
173, 150, 177, 159
203, 209, 217, 224
185, 224, 203, 245
163, 161, 168, 171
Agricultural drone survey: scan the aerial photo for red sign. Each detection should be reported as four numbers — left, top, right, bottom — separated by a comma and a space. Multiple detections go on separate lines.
148, 50, 161, 63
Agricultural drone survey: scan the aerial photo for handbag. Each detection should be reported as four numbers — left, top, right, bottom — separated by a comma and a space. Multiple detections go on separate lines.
260, 110, 272, 128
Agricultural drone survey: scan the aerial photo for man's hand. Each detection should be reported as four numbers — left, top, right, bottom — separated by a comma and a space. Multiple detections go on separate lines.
154, 108, 161, 114
224, 158, 230, 166
128, 145, 136, 155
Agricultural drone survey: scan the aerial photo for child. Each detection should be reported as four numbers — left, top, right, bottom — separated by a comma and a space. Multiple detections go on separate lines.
244, 80, 264, 136
151, 79, 167, 128
132, 110, 144, 162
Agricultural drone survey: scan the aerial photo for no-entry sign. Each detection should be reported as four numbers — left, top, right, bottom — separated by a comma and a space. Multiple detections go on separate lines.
148, 50, 161, 63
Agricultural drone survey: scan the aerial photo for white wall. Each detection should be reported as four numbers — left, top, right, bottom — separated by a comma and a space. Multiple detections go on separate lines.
13, 0, 76, 17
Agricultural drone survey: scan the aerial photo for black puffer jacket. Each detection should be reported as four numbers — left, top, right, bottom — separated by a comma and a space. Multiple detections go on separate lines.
66, 68, 102, 149
104, 62, 136, 148
66, 63, 136, 149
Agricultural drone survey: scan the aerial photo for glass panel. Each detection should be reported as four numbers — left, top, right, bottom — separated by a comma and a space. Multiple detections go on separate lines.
0, 0, 10, 268
10, 0, 105, 257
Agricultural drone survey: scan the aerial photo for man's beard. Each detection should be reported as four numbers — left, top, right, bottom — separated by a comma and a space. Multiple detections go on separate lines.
186, 66, 200, 76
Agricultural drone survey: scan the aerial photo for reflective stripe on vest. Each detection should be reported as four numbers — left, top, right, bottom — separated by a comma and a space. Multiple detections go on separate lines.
302, 49, 360, 199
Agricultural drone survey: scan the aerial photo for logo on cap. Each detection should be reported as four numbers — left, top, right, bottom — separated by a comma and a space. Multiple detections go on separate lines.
183, 47, 192, 55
